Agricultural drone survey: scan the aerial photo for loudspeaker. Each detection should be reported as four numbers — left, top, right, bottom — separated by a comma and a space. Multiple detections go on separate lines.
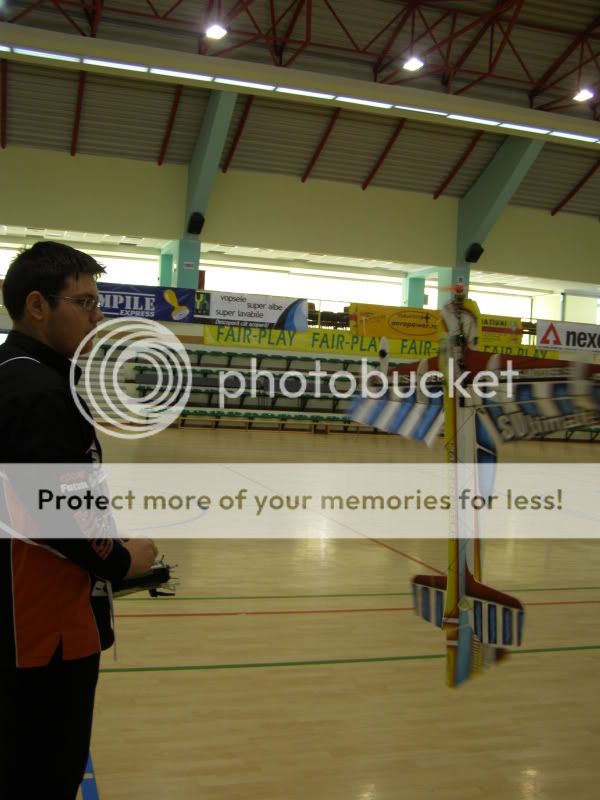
465, 242, 484, 263
187, 212, 205, 235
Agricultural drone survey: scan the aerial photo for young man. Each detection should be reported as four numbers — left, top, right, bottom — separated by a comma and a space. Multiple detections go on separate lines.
0, 241, 157, 798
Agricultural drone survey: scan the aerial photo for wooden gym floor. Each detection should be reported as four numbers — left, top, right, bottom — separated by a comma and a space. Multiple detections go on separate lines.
88, 430, 600, 800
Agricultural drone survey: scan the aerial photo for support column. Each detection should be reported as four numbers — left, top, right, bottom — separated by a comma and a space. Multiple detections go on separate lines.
181, 91, 237, 288
403, 276, 426, 308
437, 136, 544, 309
161, 240, 202, 289
159, 251, 173, 287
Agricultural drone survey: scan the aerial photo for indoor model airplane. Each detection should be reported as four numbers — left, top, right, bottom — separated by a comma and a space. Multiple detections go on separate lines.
351, 289, 600, 687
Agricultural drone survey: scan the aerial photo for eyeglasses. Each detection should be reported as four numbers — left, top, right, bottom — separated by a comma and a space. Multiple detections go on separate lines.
47, 294, 101, 312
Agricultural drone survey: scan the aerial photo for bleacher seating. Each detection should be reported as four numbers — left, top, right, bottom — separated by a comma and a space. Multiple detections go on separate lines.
78, 341, 388, 433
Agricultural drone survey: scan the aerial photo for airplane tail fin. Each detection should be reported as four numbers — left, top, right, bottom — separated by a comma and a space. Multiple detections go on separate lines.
412, 573, 523, 687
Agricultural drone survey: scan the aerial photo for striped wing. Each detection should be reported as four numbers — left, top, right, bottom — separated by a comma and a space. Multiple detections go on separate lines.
351, 393, 444, 446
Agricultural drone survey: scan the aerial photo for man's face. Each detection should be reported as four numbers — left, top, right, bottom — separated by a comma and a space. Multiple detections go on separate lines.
45, 274, 104, 358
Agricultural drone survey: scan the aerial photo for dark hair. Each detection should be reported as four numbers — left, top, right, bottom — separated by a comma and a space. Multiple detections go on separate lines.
2, 241, 106, 321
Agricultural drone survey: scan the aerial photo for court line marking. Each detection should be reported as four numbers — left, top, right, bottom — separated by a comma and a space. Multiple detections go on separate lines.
221, 465, 445, 574
100, 644, 600, 674
114, 598, 600, 620
117, 585, 600, 601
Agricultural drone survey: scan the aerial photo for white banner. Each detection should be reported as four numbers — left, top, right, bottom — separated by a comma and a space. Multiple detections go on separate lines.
537, 319, 600, 353
194, 291, 308, 330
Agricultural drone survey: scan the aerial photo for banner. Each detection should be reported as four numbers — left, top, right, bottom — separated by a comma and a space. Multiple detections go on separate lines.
203, 323, 559, 360
98, 283, 195, 323
194, 291, 308, 330
480, 314, 522, 347
348, 304, 439, 340
537, 319, 600, 354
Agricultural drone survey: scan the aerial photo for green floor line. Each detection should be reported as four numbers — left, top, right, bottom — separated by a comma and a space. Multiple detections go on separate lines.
101, 643, 600, 674
118, 585, 600, 602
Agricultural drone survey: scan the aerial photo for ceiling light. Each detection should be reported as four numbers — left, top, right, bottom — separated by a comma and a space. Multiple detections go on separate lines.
448, 114, 500, 126
0, 45, 10, 53
395, 104, 447, 117
336, 96, 393, 109
205, 23, 228, 40
549, 131, 598, 143
14, 47, 80, 63
500, 122, 551, 134
573, 88, 594, 102
150, 67, 213, 82
403, 56, 424, 72
83, 58, 148, 72
276, 87, 335, 100
215, 78, 275, 90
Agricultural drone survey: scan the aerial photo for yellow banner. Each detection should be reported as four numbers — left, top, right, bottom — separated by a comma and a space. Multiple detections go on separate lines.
203, 324, 436, 358
202, 323, 560, 360
348, 304, 439, 341
479, 342, 558, 359
480, 314, 522, 347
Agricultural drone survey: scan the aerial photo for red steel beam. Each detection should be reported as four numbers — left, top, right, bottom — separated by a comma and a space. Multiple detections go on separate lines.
222, 95, 253, 174
443, 10, 457, 90
374, 3, 419, 76
91, 0, 103, 36
422, 0, 517, 61
363, 7, 408, 55
531, 12, 600, 99
433, 130, 483, 200
157, 84, 182, 166
323, 0, 359, 52
497, 19, 533, 82
362, 118, 406, 190
281, 0, 307, 66
489, 0, 523, 74
244, 5, 279, 65
302, 108, 340, 183
162, 0, 185, 18
537, 73, 600, 112
379, 8, 450, 82
551, 159, 600, 215
226, 0, 258, 24
1, 60, 7, 150
9, 0, 48, 25
381, 1, 517, 86
50, 0, 87, 35
268, 0, 277, 49
453, 2, 525, 96
450, 16, 497, 79
535, 50, 600, 104
213, 0, 296, 59
70, 71, 86, 155
285, 0, 312, 67
416, 7, 448, 62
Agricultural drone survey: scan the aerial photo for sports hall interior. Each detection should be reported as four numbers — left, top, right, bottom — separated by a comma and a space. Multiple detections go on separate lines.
0, 2, 599, 798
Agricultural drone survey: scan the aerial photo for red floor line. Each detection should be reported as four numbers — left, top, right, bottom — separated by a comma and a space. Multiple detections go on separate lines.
115, 598, 600, 620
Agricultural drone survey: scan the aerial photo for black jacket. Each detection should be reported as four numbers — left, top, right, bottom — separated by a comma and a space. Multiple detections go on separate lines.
0, 330, 130, 668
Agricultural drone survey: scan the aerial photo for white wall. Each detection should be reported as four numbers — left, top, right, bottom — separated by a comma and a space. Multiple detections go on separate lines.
563, 295, 598, 324
532, 294, 562, 321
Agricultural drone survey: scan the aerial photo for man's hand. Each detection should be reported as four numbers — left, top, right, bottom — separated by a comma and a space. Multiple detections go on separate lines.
124, 539, 158, 578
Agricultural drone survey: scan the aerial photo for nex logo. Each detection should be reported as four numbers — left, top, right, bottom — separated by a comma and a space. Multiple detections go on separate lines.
565, 330, 600, 350
539, 322, 561, 346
